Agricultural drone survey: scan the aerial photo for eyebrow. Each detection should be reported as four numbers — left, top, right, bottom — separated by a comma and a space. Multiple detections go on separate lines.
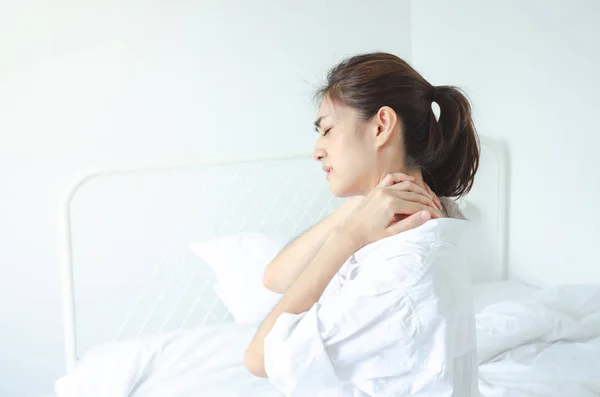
314, 116, 325, 132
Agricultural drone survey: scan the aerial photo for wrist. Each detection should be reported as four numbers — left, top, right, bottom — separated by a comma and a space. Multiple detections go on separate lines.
328, 207, 347, 226
330, 225, 364, 255
331, 197, 363, 226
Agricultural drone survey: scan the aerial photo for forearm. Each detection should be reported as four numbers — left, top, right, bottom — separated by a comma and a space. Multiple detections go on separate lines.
245, 228, 359, 377
262, 210, 345, 293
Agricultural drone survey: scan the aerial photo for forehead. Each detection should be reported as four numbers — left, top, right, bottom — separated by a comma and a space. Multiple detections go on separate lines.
317, 96, 355, 122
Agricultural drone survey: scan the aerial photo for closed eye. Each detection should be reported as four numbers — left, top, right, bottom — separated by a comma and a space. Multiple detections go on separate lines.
322, 127, 332, 136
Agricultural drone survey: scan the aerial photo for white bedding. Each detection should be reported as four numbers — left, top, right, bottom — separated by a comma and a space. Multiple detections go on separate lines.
54, 323, 283, 397
476, 284, 600, 397
53, 283, 600, 397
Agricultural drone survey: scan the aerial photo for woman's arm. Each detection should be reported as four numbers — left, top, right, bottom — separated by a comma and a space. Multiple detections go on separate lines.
246, 227, 359, 377
245, 175, 440, 378
262, 174, 441, 294
262, 197, 362, 294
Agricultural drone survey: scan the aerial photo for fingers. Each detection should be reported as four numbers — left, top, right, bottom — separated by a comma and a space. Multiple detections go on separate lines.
376, 174, 444, 222
378, 174, 440, 209
387, 190, 438, 212
385, 211, 431, 236
395, 199, 441, 219
384, 190, 443, 218
386, 181, 436, 204
377, 192, 439, 219
377, 173, 414, 188
423, 183, 443, 210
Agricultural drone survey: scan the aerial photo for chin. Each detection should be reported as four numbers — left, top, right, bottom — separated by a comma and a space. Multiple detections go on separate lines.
328, 183, 344, 197
328, 182, 358, 198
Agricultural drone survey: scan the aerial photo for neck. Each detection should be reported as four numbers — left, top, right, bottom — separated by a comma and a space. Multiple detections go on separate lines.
371, 167, 425, 191
358, 168, 425, 197
406, 169, 425, 188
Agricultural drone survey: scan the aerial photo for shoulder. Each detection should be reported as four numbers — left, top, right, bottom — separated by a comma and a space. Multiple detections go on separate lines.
354, 246, 467, 299
345, 253, 429, 301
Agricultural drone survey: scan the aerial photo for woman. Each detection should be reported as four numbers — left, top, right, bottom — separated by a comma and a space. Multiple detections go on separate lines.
244, 52, 479, 396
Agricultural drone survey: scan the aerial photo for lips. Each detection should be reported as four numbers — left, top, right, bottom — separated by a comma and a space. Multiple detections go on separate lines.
322, 166, 332, 173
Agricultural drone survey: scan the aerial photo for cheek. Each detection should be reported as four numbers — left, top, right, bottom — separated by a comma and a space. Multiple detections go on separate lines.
334, 144, 372, 192
344, 140, 371, 171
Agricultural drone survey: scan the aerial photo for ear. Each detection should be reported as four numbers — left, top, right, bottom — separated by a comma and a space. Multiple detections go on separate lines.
372, 106, 398, 149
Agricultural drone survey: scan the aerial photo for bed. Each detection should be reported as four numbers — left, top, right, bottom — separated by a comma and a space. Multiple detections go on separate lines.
53, 136, 600, 396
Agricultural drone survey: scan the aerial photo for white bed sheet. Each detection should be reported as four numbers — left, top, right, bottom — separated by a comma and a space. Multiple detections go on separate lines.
475, 283, 600, 397
53, 283, 600, 397
472, 280, 538, 314
54, 323, 283, 397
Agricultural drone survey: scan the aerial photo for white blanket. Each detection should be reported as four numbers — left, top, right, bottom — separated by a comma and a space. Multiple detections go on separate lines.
476, 285, 600, 397
55, 286, 600, 397
54, 323, 283, 397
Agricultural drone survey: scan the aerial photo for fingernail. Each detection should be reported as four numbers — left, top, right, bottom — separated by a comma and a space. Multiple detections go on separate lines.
421, 211, 431, 221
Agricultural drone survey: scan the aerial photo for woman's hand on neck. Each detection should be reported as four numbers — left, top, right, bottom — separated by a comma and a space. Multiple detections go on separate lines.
371, 168, 426, 193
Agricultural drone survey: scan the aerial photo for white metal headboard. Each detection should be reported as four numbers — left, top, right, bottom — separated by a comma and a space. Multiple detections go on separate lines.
58, 135, 507, 373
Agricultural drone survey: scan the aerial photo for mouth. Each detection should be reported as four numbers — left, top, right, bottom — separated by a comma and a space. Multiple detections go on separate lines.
322, 166, 332, 178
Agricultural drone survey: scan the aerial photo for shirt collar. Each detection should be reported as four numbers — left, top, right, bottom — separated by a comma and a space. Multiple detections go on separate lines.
352, 218, 470, 263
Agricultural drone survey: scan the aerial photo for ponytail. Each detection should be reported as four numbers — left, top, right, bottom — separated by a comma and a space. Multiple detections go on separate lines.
421, 86, 480, 197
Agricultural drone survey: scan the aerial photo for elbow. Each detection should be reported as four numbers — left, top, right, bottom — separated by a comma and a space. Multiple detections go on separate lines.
244, 345, 268, 378
262, 269, 285, 294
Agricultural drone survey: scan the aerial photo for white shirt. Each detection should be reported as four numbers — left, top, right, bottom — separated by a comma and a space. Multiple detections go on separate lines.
263, 218, 479, 396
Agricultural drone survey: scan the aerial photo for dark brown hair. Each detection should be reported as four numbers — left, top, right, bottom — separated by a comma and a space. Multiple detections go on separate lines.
315, 52, 479, 198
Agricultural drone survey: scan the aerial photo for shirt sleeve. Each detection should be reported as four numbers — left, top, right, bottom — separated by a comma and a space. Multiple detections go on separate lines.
263, 256, 420, 396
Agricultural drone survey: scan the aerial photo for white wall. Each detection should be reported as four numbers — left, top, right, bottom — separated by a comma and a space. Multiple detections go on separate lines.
0, 1, 411, 395
411, 0, 600, 286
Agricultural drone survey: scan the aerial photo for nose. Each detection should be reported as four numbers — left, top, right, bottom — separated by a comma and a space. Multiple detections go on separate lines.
312, 146, 326, 162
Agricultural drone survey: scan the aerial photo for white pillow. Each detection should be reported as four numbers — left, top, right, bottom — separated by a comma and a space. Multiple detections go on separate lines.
472, 280, 538, 313
189, 232, 286, 324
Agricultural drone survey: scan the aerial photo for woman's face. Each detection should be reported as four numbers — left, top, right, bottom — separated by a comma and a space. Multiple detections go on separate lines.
313, 97, 380, 197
